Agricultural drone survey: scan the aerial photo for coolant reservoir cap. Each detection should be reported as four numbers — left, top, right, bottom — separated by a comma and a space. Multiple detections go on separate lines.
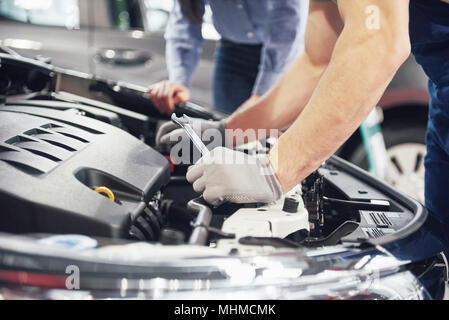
282, 195, 300, 213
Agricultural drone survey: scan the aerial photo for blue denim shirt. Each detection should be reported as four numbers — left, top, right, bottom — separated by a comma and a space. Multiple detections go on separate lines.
165, 0, 307, 95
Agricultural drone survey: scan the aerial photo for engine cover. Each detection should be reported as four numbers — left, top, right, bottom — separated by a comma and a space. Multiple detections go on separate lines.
0, 105, 169, 238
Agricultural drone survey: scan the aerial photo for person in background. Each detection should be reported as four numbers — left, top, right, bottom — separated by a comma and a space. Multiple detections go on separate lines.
148, 0, 308, 114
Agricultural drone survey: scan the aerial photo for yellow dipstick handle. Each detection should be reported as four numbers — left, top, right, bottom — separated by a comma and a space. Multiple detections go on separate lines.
94, 186, 115, 202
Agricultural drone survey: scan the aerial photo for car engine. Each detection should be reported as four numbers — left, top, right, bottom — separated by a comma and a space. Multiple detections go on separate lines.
0, 51, 423, 254
0, 104, 169, 240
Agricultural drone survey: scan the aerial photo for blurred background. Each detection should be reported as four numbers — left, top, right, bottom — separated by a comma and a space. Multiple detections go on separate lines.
0, 0, 430, 204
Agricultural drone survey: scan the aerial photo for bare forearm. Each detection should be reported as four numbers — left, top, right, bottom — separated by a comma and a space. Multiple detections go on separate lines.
269, 28, 410, 192
225, 1, 342, 144
226, 54, 325, 133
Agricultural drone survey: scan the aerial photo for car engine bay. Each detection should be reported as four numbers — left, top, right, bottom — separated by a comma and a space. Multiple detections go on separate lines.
0, 51, 422, 256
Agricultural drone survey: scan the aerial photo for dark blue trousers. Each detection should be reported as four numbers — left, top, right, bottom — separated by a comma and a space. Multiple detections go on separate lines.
410, 0, 449, 252
212, 38, 262, 114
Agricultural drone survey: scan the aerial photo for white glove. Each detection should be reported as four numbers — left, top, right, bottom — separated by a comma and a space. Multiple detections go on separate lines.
186, 147, 283, 206
156, 118, 227, 153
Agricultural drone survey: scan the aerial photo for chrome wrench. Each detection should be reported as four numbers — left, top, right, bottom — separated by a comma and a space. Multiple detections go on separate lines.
171, 114, 210, 156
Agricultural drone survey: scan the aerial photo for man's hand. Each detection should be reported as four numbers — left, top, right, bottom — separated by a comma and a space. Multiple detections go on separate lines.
148, 80, 190, 114
186, 147, 283, 206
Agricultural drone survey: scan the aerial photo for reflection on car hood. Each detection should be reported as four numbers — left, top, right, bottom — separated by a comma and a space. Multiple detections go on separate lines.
0, 231, 438, 300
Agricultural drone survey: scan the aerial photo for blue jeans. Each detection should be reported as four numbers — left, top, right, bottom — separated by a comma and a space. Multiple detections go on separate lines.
213, 39, 262, 114
425, 126, 449, 255
425, 109, 449, 230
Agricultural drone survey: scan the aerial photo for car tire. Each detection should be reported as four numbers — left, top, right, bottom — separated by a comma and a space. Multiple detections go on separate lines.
349, 122, 427, 203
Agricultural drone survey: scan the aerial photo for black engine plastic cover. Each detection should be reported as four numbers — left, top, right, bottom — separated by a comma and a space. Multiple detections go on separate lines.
0, 105, 169, 238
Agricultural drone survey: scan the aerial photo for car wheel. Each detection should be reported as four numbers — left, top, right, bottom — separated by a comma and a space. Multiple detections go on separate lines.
349, 123, 427, 204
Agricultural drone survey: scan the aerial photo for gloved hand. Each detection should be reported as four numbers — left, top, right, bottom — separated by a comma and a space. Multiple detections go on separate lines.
186, 147, 283, 206
156, 117, 227, 154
